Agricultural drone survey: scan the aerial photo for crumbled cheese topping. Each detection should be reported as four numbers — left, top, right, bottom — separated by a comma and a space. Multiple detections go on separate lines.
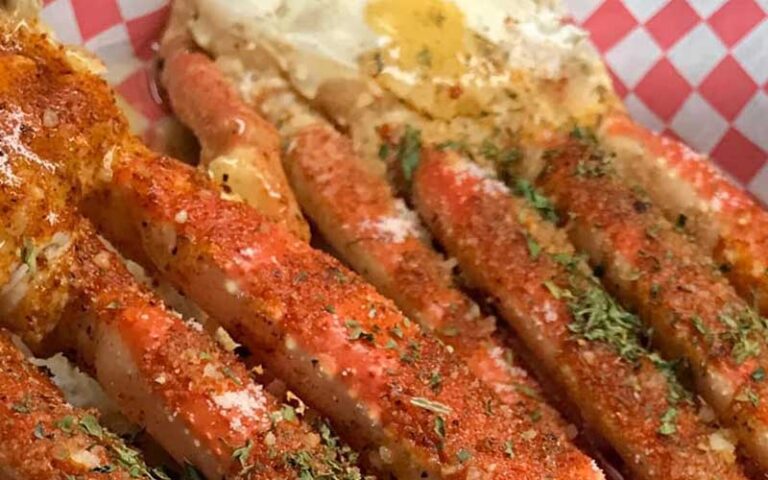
359, 199, 422, 244
174, 210, 189, 224
0, 108, 57, 188
70, 449, 103, 469
452, 159, 510, 196
211, 385, 268, 431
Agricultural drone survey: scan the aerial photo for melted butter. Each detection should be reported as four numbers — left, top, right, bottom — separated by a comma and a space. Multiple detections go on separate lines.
365, 0, 468, 78
361, 0, 523, 120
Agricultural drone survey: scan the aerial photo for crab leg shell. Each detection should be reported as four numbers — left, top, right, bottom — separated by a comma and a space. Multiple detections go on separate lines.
83, 143, 604, 480
600, 114, 768, 316
537, 141, 768, 470
0, 330, 148, 480
51, 224, 335, 480
283, 123, 572, 429
161, 49, 310, 242
407, 147, 747, 480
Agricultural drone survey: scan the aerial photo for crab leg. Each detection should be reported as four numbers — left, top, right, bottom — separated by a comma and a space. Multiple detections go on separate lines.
0, 329, 156, 480
284, 123, 572, 429
81, 142, 603, 479
161, 44, 573, 437
161, 48, 310, 242
535, 140, 768, 470
51, 223, 355, 480
598, 114, 768, 316
403, 145, 747, 479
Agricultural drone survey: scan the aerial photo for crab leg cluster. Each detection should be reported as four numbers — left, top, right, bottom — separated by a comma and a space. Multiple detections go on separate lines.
87, 143, 601, 479
599, 114, 768, 316
406, 146, 748, 480
0, 16, 367, 480
0, 10, 608, 480
157, 36, 612, 479
535, 139, 768, 470
163, 43, 575, 443
283, 124, 561, 415
5, 0, 767, 478
153, 0, 768, 478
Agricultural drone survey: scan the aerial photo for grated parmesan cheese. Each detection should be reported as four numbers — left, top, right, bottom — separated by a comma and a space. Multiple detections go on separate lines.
211, 385, 268, 431
359, 199, 422, 244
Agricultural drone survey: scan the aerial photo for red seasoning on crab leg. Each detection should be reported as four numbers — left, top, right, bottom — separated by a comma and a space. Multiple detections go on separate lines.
0, 16, 600, 479
161, 48, 592, 473
537, 140, 768, 470
162, 49, 310, 241
85, 143, 604, 480
283, 123, 569, 432
50, 225, 353, 480
0, 330, 156, 480
407, 147, 746, 480
0, 41, 358, 478
600, 114, 768, 316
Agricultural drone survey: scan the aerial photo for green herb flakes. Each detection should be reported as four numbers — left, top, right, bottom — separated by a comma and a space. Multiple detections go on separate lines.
232, 439, 254, 466
514, 179, 559, 223
434, 416, 446, 439
346, 319, 374, 342
658, 407, 678, 436
56, 415, 75, 433
20, 238, 38, 274
410, 397, 452, 415
11, 397, 30, 414
524, 234, 541, 260
398, 125, 423, 182
79, 414, 103, 439
281, 405, 297, 422
568, 287, 645, 362
456, 449, 472, 463
718, 307, 768, 363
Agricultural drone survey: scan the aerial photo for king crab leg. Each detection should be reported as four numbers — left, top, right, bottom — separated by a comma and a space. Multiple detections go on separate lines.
599, 114, 768, 317
535, 139, 768, 471
161, 31, 578, 445
406, 146, 748, 480
0, 329, 159, 480
0, 12, 604, 480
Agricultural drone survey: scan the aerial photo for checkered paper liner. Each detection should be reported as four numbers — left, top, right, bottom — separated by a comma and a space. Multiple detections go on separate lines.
40, 0, 768, 203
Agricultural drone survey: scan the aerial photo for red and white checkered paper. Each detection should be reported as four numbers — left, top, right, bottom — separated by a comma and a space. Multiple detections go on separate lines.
41, 0, 768, 202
